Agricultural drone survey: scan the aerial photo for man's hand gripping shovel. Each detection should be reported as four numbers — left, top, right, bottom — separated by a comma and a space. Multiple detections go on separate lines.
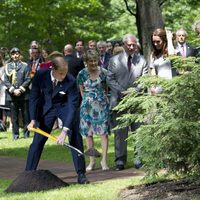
29, 127, 100, 157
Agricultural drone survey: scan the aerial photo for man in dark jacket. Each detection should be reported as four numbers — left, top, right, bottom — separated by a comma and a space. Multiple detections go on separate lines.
63, 44, 85, 78
4, 47, 31, 140
25, 51, 89, 184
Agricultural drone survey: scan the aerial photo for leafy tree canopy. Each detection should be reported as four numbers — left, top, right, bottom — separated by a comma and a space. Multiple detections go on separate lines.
0, 0, 199, 57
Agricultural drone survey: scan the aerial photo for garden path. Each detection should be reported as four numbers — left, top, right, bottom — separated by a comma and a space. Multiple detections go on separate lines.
0, 156, 144, 184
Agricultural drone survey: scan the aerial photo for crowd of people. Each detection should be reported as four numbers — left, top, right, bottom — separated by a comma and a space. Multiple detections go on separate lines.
0, 26, 199, 184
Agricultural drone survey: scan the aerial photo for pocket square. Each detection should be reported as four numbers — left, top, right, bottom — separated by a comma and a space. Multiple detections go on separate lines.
59, 91, 66, 95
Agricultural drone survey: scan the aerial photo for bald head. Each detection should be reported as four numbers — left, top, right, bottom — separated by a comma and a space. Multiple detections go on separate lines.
64, 44, 73, 56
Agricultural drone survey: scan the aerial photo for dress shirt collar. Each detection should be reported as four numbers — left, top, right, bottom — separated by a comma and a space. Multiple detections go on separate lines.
125, 51, 134, 58
50, 70, 58, 85
178, 42, 186, 48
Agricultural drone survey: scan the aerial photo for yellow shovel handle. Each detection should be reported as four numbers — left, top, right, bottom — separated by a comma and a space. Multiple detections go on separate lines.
29, 127, 58, 142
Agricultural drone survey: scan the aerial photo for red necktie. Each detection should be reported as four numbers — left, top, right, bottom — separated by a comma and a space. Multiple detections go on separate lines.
128, 55, 132, 71
30, 61, 36, 78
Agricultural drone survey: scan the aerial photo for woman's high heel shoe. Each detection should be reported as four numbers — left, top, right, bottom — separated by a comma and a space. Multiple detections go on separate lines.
100, 161, 109, 171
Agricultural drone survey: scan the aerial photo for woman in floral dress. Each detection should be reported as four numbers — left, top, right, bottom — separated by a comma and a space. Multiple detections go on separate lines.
77, 49, 109, 171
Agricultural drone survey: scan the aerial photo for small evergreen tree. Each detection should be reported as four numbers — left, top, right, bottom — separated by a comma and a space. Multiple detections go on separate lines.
115, 56, 200, 176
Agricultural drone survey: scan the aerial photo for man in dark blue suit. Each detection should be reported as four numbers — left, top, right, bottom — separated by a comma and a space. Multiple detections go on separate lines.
25, 51, 89, 184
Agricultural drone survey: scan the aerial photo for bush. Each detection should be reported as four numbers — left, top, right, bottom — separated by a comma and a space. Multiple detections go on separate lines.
114, 56, 200, 177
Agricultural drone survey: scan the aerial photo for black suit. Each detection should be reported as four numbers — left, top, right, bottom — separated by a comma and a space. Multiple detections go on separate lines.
25, 68, 86, 175
64, 55, 85, 78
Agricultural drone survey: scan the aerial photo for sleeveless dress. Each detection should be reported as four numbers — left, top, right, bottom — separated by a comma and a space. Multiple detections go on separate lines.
77, 67, 110, 136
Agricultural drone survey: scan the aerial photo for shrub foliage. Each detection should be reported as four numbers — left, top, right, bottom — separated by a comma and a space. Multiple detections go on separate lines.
115, 56, 200, 176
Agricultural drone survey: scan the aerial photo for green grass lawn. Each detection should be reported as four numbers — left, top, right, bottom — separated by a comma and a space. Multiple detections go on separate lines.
0, 130, 142, 200
0, 177, 143, 200
0, 129, 135, 167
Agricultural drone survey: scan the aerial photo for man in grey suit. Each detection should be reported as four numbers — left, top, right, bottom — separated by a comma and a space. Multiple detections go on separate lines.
107, 34, 148, 170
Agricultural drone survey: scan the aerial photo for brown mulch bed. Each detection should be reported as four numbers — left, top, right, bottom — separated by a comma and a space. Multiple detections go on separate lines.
120, 178, 200, 200
5, 170, 69, 193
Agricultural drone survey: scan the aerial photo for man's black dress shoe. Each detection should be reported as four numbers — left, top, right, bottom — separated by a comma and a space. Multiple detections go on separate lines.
134, 160, 142, 169
13, 135, 19, 141
116, 164, 125, 171
77, 173, 89, 184
24, 131, 30, 139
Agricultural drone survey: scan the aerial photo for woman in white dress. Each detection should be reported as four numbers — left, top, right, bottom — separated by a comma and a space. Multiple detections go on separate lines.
149, 28, 176, 94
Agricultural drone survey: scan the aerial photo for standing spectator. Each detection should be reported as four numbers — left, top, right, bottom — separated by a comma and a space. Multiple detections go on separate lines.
149, 28, 177, 83
4, 48, 31, 140
107, 34, 148, 170
74, 40, 85, 59
40, 49, 52, 69
176, 28, 197, 57
63, 44, 85, 78
28, 41, 40, 60
97, 41, 111, 69
25, 51, 89, 184
77, 49, 110, 171
88, 40, 97, 50
28, 48, 42, 78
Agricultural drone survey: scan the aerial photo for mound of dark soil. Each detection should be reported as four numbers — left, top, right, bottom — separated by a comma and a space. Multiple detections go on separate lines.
5, 170, 69, 193
120, 178, 200, 200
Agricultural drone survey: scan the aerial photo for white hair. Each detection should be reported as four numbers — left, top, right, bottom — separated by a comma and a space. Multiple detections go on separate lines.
97, 41, 107, 47
122, 34, 137, 43
176, 28, 187, 36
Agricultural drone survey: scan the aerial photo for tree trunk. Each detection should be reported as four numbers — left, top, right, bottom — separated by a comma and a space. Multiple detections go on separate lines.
135, 0, 164, 60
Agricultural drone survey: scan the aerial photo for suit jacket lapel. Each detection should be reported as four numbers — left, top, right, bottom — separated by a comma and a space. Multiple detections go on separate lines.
43, 70, 54, 93
120, 52, 129, 71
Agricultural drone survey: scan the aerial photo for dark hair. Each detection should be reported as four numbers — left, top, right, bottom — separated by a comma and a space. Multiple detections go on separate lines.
42, 48, 51, 55
75, 39, 84, 46
151, 28, 168, 57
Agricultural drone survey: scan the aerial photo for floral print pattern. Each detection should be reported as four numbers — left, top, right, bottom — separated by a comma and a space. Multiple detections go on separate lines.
77, 67, 110, 136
